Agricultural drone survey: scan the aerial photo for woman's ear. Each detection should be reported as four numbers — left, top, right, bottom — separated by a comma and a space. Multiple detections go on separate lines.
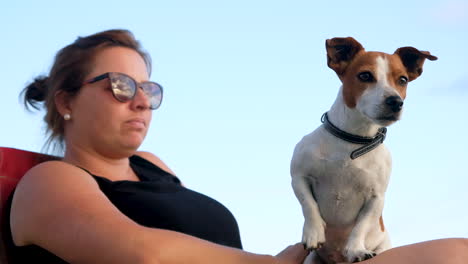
54, 90, 73, 117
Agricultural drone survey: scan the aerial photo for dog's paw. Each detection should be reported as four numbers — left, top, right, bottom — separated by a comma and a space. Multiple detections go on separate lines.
344, 248, 376, 263
302, 219, 326, 251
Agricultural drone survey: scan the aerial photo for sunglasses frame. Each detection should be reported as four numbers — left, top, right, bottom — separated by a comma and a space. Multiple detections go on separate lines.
82, 72, 163, 110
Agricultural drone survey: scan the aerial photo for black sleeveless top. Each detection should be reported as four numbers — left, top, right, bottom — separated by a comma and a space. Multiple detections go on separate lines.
5, 155, 242, 263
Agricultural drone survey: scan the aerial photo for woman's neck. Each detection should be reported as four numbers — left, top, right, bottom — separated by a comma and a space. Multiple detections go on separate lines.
63, 141, 139, 181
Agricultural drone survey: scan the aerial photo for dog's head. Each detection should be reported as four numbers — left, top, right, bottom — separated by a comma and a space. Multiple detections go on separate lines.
326, 37, 437, 126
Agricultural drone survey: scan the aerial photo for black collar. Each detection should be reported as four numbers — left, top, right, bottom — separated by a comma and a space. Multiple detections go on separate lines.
321, 112, 387, 159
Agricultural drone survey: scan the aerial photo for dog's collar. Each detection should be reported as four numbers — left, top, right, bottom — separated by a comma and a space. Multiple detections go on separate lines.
321, 112, 387, 159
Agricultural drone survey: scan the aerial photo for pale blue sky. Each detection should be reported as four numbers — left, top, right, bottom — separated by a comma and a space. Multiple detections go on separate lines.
1, 0, 467, 255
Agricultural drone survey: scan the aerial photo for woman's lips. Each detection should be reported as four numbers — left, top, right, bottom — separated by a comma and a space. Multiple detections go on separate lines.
125, 118, 146, 129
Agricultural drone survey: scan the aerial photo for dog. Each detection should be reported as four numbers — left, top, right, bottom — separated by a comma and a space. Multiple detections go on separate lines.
290, 37, 437, 263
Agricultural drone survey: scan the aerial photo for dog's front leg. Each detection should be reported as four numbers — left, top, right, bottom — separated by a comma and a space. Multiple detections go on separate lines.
291, 175, 326, 250
344, 195, 384, 262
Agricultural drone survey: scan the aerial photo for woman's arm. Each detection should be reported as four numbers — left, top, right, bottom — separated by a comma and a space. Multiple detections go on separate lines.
10, 161, 307, 264
363, 238, 468, 264
303, 238, 468, 264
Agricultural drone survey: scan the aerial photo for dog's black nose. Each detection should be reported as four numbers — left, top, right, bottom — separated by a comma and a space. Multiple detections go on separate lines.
385, 96, 403, 112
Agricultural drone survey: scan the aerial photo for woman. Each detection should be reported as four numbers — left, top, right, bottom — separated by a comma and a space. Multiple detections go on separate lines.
7, 29, 306, 264
7, 29, 467, 264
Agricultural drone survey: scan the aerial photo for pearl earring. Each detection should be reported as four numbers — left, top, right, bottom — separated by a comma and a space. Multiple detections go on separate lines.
64, 113, 71, 120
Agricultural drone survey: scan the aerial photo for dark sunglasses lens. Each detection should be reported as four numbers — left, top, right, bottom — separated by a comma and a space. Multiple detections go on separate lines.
141, 83, 163, 110
109, 73, 136, 102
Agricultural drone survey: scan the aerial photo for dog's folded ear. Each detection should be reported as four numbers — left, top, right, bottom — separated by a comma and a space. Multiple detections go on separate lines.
394, 47, 438, 81
326, 37, 364, 76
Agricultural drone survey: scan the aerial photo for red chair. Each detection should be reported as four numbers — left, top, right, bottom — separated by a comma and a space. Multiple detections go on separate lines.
0, 147, 59, 263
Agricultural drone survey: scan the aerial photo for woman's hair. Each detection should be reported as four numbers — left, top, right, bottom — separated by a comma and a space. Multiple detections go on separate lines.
22, 29, 152, 154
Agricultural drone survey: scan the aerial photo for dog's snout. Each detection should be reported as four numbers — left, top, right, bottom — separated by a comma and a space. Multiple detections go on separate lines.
385, 96, 403, 113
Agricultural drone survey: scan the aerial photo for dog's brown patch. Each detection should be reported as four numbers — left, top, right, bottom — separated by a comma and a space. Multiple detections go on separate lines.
341, 52, 386, 108
379, 215, 385, 232
386, 54, 409, 99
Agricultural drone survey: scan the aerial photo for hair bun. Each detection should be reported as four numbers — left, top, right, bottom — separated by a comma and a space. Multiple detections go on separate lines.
23, 76, 49, 110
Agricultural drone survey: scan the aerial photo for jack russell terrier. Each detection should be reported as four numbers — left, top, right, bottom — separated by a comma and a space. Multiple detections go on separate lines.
290, 37, 437, 263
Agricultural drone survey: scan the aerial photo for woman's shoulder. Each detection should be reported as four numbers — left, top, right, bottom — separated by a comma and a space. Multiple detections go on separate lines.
8, 158, 157, 261
13, 160, 101, 211
13, 161, 100, 206
18, 160, 95, 187
134, 151, 176, 175
10, 161, 103, 246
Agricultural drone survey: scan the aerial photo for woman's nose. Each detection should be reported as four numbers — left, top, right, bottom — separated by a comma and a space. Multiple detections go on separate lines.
131, 87, 151, 110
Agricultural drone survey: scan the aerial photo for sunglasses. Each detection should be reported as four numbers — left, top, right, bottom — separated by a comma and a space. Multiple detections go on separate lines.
83, 72, 163, 110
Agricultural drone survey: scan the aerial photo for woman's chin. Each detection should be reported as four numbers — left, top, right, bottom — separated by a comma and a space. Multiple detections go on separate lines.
120, 136, 145, 151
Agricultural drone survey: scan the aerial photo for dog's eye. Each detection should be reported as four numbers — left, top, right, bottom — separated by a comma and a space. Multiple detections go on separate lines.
398, 76, 408, 86
358, 72, 374, 82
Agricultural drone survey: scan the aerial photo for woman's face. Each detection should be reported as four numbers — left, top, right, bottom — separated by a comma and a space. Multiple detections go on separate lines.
65, 46, 153, 158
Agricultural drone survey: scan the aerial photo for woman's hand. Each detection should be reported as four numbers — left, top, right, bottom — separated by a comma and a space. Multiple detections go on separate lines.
275, 243, 309, 264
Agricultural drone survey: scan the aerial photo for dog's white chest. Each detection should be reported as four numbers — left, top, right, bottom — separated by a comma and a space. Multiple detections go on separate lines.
297, 127, 391, 226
